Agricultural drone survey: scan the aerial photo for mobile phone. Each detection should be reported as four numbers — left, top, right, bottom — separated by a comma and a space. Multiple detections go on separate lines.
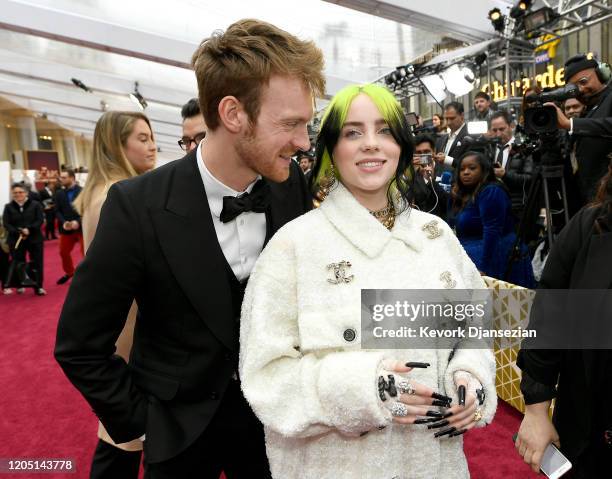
512, 433, 572, 478
414, 154, 433, 165
406, 112, 418, 126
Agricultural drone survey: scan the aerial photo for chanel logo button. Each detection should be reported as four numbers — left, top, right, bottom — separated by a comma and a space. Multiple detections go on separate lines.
343, 328, 356, 342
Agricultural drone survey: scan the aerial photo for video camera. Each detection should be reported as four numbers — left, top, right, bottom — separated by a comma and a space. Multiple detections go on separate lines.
523, 83, 579, 135
462, 121, 502, 163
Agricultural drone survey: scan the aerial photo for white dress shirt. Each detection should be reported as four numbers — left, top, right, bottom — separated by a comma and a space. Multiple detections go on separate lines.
196, 142, 266, 282
443, 123, 466, 166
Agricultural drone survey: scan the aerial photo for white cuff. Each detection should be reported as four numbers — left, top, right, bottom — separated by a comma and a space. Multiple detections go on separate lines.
139, 434, 145, 442
569, 118, 574, 135
444, 155, 454, 166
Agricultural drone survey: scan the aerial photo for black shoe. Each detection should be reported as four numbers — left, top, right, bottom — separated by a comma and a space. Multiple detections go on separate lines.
56, 275, 72, 285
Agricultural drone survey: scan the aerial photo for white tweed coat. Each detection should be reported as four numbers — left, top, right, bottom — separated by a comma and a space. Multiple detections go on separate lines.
239, 182, 497, 479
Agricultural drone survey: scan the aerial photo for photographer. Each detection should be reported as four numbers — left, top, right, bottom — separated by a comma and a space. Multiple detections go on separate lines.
546, 54, 612, 203
411, 133, 448, 220
490, 111, 534, 220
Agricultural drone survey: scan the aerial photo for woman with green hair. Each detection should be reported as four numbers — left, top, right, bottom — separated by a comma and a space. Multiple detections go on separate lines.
239, 84, 496, 478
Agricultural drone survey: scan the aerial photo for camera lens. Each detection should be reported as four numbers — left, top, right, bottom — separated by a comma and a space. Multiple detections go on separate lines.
532, 110, 550, 127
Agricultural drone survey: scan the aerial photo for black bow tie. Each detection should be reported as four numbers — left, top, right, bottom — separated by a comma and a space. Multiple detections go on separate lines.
219, 179, 269, 223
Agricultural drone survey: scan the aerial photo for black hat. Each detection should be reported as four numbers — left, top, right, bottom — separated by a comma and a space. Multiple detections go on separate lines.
564, 54, 598, 82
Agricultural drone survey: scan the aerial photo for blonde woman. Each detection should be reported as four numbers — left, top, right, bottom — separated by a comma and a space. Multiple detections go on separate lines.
74, 111, 156, 478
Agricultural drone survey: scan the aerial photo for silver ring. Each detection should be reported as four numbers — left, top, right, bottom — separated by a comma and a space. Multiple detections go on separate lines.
398, 381, 416, 395
391, 402, 408, 417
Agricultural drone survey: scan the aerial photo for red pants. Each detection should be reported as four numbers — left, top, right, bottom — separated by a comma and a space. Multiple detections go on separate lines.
59, 232, 83, 276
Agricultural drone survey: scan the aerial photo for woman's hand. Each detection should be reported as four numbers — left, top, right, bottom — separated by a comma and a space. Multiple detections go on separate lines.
435, 374, 480, 438
516, 401, 559, 473
381, 360, 453, 425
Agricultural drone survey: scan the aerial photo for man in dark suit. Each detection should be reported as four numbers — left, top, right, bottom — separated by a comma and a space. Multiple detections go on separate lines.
38, 181, 57, 240
548, 54, 612, 203
54, 169, 83, 284
55, 19, 325, 479
490, 111, 534, 219
435, 101, 469, 171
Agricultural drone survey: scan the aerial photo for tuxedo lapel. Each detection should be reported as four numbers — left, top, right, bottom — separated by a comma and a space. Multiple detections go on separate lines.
150, 153, 236, 351
264, 167, 306, 246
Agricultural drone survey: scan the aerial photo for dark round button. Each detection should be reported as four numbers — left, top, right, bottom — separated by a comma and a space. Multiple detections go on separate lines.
224, 352, 232, 362
209, 391, 219, 400
343, 328, 356, 342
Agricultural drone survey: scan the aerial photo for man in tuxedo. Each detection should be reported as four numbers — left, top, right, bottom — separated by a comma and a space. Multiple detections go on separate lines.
55, 19, 325, 479
435, 101, 469, 170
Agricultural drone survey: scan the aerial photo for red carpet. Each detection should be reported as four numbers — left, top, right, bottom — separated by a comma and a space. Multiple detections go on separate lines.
0, 240, 538, 478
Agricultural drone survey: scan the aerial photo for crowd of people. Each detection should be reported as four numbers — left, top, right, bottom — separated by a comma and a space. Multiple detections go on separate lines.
0, 16, 609, 479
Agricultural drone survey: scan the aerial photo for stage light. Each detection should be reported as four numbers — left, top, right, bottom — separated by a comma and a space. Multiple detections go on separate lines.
474, 53, 487, 67
397, 66, 408, 78
421, 74, 446, 104
71, 78, 92, 93
523, 7, 555, 32
488, 8, 505, 32
129, 81, 148, 110
510, 0, 532, 18
442, 65, 475, 97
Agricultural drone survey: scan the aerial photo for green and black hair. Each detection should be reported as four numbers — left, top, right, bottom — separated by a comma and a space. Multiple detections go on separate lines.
309, 84, 414, 211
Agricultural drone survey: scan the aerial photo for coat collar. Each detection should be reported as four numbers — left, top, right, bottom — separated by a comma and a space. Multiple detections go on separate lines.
319, 182, 423, 258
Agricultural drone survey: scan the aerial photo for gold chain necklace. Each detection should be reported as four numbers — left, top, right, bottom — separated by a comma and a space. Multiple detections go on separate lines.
369, 203, 396, 230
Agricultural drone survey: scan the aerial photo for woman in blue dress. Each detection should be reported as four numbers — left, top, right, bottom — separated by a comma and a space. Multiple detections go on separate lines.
450, 151, 535, 288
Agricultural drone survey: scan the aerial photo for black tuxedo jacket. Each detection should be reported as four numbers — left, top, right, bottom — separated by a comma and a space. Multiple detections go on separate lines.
54, 151, 311, 462
435, 124, 469, 168
573, 85, 612, 201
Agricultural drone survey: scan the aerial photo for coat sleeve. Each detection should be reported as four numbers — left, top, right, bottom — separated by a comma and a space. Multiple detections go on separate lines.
441, 225, 497, 425
54, 182, 147, 444
572, 116, 612, 138
239, 227, 390, 439
2, 206, 18, 235
54, 191, 66, 224
478, 185, 510, 274
29, 202, 44, 230
516, 207, 590, 392
504, 154, 534, 189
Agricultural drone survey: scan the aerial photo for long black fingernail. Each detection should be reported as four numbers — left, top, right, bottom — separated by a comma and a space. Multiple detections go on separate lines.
426, 410, 444, 418
434, 427, 457, 438
427, 420, 449, 429
458, 385, 466, 406
405, 362, 430, 368
414, 418, 440, 424
432, 399, 450, 407
442, 411, 453, 418
431, 392, 453, 403
449, 429, 467, 437
387, 375, 397, 397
